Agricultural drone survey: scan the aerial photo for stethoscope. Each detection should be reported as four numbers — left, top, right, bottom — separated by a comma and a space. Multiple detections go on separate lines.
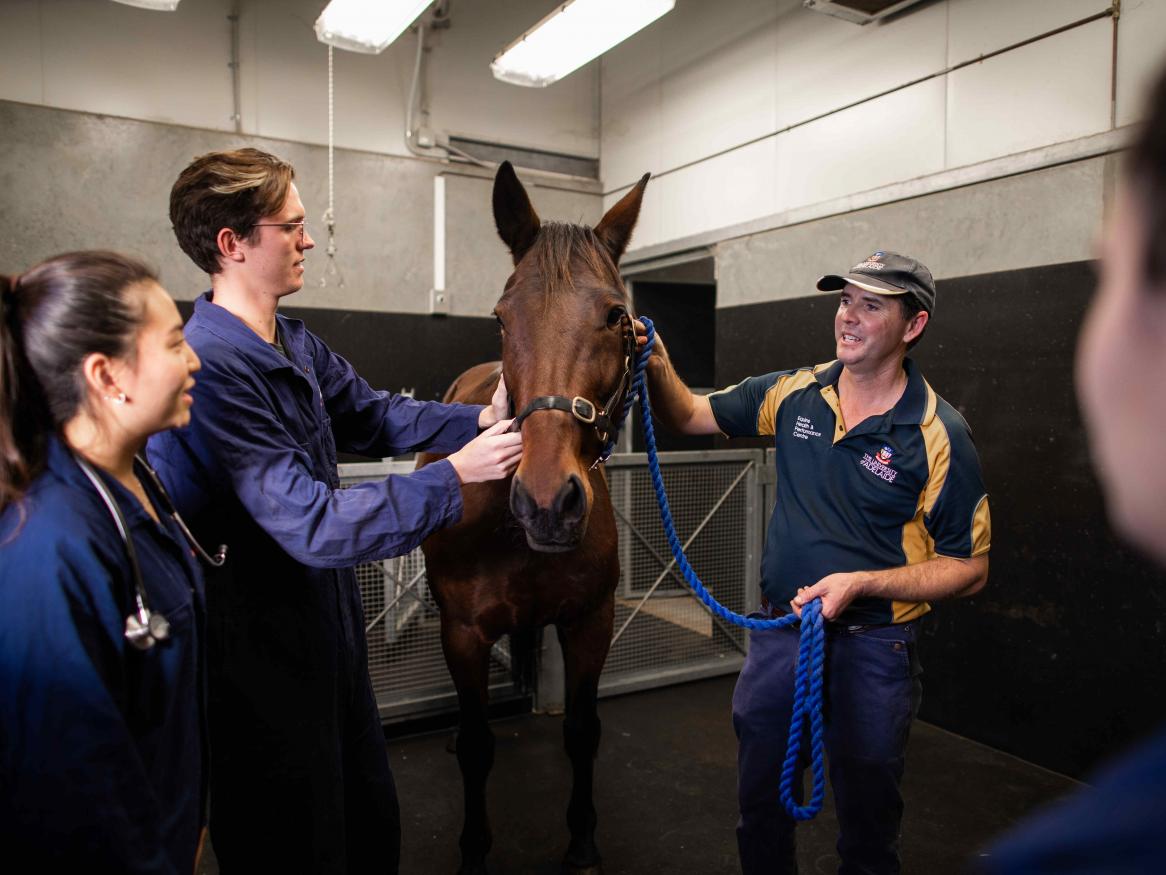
74, 453, 227, 651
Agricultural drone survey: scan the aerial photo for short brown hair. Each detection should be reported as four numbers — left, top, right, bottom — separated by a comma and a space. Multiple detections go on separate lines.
170, 148, 295, 275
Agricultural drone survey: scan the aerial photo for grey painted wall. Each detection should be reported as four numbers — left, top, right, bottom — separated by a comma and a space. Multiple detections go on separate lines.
714, 154, 1115, 309
0, 99, 601, 316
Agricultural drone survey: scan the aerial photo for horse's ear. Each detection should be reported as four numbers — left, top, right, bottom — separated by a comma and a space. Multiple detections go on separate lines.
493, 161, 541, 265
594, 173, 650, 266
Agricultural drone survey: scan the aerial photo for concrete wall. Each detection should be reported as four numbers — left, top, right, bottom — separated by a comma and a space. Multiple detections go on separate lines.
604, 0, 1166, 262
0, 99, 602, 316
0, 0, 599, 160
714, 154, 1115, 308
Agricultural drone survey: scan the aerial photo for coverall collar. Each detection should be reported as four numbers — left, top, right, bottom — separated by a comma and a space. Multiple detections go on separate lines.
193, 292, 309, 376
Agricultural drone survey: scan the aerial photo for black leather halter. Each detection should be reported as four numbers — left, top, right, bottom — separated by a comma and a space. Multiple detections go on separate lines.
509, 316, 636, 467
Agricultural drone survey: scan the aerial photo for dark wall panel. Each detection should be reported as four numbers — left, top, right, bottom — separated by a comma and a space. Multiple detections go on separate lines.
716, 261, 1166, 779
177, 301, 501, 459
177, 302, 501, 403
631, 281, 717, 453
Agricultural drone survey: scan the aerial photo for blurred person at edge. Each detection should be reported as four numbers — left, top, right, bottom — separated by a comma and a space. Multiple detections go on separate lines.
0, 252, 206, 873
975, 60, 1166, 875
149, 148, 522, 873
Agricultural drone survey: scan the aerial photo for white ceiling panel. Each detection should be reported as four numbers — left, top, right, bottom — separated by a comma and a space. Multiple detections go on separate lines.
946, 18, 1112, 169
948, 0, 1111, 67
776, 76, 946, 213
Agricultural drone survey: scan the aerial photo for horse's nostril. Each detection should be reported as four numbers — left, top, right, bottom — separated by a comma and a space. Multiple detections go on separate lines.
510, 477, 537, 521
553, 474, 586, 523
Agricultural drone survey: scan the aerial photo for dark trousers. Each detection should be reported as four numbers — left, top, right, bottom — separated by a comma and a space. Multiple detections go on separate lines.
732, 617, 922, 875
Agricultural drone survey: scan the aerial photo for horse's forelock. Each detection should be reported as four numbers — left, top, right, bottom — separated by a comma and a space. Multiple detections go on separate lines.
527, 222, 625, 301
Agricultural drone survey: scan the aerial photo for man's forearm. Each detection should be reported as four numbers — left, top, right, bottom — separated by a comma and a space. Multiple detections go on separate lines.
860, 554, 989, 603
646, 350, 698, 433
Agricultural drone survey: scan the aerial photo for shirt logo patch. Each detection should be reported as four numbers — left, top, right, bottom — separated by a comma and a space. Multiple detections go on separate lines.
875, 445, 893, 465
792, 415, 822, 440
860, 450, 898, 483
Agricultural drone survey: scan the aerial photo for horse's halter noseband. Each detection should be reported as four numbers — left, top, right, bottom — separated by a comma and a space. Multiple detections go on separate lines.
508, 315, 637, 470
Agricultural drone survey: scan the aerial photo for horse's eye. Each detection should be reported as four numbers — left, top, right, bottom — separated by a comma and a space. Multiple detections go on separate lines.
494, 314, 505, 331
606, 306, 627, 327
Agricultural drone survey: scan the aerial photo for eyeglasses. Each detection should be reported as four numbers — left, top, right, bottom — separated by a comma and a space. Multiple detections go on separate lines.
252, 221, 308, 241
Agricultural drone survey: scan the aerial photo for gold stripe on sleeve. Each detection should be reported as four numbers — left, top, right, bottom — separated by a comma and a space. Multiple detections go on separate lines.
970, 494, 992, 555
894, 383, 947, 624
756, 369, 819, 437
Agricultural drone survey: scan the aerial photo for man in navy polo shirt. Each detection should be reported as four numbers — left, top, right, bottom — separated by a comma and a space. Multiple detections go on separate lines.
637, 251, 991, 874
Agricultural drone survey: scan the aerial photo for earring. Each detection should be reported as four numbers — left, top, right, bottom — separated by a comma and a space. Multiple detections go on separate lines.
104, 392, 126, 405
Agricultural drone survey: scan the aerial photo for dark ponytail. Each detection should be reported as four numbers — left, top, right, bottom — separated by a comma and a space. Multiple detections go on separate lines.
0, 251, 156, 513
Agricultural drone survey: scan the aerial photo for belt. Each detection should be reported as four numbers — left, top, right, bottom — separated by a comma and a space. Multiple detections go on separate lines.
759, 595, 877, 634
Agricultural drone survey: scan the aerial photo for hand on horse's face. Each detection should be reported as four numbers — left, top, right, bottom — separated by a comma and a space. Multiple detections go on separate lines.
449, 418, 523, 485
479, 372, 511, 430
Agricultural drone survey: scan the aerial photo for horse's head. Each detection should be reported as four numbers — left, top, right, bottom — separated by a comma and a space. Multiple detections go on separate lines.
492, 161, 650, 553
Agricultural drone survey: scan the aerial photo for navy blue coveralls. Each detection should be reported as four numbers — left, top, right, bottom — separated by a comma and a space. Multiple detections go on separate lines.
0, 436, 206, 874
709, 359, 991, 875
147, 293, 482, 873
978, 724, 1166, 873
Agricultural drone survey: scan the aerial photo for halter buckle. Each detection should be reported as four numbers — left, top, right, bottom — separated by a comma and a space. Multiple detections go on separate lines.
571, 396, 597, 424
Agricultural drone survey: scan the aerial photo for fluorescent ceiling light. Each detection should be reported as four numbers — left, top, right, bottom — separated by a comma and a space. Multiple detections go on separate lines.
492, 0, 674, 88
110, 0, 181, 9
315, 0, 433, 55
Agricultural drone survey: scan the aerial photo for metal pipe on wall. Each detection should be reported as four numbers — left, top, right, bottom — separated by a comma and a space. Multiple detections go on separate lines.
228, 0, 242, 133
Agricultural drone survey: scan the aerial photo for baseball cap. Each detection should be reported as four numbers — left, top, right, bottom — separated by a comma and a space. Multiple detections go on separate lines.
816, 250, 936, 314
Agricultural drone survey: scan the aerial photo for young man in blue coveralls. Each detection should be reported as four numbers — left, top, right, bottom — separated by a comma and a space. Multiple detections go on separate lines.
636, 252, 991, 874
148, 148, 522, 874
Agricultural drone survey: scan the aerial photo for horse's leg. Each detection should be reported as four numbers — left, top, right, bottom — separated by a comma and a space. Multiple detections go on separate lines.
441, 618, 495, 875
557, 599, 614, 874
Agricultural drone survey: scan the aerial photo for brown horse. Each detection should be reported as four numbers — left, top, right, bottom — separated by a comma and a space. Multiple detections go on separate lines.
419, 161, 649, 874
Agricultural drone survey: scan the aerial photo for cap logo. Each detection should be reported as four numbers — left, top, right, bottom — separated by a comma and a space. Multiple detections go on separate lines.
852, 256, 887, 272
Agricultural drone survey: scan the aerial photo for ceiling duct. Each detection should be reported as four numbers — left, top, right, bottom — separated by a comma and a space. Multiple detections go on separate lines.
446, 137, 598, 179
802, 0, 928, 25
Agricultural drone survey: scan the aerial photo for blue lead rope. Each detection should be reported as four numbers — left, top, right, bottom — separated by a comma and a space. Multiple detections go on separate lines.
630, 316, 827, 821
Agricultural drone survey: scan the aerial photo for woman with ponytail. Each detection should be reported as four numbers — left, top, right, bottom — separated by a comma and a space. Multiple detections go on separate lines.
0, 252, 206, 873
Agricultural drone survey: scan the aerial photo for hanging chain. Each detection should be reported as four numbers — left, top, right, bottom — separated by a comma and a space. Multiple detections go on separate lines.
321, 44, 344, 288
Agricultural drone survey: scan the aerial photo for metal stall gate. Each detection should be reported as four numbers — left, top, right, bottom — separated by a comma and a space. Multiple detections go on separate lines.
339, 449, 767, 723
338, 461, 521, 723
597, 450, 764, 698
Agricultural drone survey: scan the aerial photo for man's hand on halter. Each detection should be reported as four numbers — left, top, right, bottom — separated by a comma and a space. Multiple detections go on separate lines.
478, 373, 511, 430
632, 318, 720, 437
632, 318, 668, 362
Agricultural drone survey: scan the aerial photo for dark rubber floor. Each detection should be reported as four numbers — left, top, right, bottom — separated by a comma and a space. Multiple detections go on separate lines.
199, 674, 1078, 873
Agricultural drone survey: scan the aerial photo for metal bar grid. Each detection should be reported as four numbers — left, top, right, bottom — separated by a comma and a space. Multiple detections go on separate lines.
339, 450, 765, 722
340, 464, 517, 722
599, 451, 762, 693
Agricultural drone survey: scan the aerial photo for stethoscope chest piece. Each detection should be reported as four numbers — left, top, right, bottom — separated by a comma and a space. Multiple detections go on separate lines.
125, 609, 171, 650
74, 451, 222, 651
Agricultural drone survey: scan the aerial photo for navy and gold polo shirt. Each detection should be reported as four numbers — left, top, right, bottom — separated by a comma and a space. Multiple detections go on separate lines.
708, 358, 990, 625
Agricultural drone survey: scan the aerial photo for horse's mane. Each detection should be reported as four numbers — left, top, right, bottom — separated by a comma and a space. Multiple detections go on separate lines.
530, 222, 627, 301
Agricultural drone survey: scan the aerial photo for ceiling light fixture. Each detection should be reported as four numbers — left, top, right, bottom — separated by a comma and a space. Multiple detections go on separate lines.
491, 0, 674, 88
314, 0, 433, 55
110, 0, 181, 9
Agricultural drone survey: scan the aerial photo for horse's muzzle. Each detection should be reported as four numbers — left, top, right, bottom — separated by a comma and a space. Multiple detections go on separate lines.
510, 473, 589, 552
